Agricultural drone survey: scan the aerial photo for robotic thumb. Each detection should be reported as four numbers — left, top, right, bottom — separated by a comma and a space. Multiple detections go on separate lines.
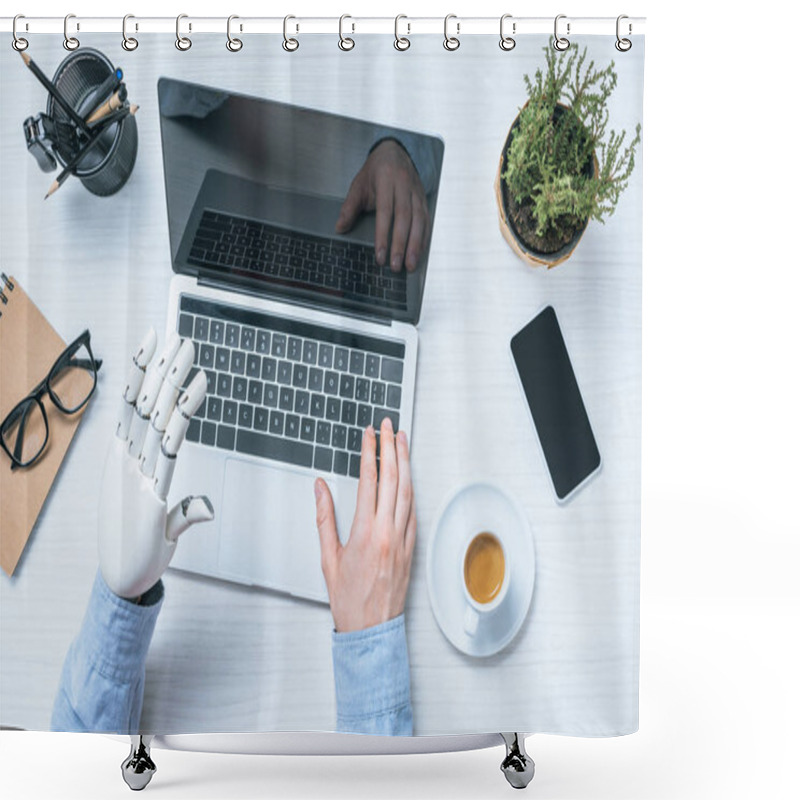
166, 495, 215, 542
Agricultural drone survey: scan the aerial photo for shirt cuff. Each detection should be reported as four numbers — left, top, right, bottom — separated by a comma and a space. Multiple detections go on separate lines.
79, 569, 164, 683
369, 135, 432, 192
332, 614, 413, 735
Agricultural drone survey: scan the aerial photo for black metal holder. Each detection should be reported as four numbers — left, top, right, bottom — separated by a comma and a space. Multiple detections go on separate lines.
22, 48, 137, 197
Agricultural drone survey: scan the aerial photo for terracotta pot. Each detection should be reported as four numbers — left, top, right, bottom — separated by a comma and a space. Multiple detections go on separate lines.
495, 102, 595, 269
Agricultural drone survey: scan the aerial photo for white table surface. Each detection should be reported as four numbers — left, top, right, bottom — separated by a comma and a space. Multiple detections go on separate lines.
0, 33, 643, 737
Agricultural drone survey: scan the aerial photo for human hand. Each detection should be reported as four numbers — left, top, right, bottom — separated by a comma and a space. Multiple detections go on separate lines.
315, 418, 417, 632
336, 139, 431, 273
98, 328, 214, 600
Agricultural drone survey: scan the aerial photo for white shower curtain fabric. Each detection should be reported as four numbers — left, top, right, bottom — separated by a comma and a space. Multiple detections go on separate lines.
0, 31, 644, 737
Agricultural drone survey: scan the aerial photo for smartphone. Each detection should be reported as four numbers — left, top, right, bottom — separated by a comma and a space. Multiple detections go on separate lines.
510, 306, 601, 503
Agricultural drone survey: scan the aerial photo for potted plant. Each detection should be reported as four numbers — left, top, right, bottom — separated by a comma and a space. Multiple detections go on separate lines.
495, 45, 641, 268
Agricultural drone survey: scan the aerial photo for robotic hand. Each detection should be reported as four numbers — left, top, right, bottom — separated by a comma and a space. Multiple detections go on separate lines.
98, 328, 214, 600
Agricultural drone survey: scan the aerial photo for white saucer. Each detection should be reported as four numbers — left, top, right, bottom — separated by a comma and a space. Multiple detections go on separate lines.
426, 482, 535, 658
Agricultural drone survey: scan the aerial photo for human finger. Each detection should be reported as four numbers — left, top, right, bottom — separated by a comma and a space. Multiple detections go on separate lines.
153, 369, 207, 500
140, 339, 194, 477
352, 425, 378, 536
403, 495, 417, 564
373, 177, 394, 268
128, 332, 181, 460
376, 416, 398, 525
315, 478, 341, 587
405, 194, 428, 272
336, 171, 367, 234
116, 327, 157, 441
393, 429, 413, 533
389, 188, 412, 273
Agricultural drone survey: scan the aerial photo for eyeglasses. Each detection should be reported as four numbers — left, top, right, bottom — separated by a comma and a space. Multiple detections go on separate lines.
1, 329, 102, 470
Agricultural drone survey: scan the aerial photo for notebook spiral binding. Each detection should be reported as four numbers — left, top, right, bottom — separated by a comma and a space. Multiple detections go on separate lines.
10, 14, 637, 54
0, 273, 15, 315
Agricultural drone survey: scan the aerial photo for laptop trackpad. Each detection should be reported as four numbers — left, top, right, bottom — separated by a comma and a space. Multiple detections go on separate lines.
218, 458, 331, 601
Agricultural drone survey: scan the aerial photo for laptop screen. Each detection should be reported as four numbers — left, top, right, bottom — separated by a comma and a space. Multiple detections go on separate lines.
158, 78, 444, 326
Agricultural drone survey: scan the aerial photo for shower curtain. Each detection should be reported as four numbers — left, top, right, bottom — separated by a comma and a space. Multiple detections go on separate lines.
0, 25, 644, 739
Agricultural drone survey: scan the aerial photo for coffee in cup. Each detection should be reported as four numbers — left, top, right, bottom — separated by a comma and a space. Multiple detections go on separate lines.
464, 532, 506, 604
462, 531, 510, 636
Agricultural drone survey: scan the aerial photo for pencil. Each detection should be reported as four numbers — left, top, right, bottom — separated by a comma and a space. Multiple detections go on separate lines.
85, 86, 127, 125
44, 104, 138, 200
86, 98, 136, 135
19, 50, 92, 135
83, 68, 123, 121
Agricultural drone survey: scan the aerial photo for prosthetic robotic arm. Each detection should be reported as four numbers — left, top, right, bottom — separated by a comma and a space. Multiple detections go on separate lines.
99, 328, 214, 600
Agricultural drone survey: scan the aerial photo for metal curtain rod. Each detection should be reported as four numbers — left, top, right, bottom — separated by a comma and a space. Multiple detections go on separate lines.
1, 15, 646, 37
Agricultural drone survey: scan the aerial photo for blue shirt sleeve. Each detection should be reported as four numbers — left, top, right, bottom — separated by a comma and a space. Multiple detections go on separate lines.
331, 614, 413, 735
52, 571, 412, 736
51, 570, 164, 733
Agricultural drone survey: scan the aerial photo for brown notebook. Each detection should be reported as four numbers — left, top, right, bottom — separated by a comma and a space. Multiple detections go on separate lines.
0, 275, 88, 576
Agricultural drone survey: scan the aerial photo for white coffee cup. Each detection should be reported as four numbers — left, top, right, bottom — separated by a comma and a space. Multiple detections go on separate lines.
461, 531, 511, 637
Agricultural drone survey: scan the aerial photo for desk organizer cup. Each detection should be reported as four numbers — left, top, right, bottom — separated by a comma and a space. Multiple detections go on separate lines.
47, 48, 137, 197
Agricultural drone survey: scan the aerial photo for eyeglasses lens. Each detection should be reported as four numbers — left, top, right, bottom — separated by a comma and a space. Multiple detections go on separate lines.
49, 341, 97, 412
2, 400, 47, 466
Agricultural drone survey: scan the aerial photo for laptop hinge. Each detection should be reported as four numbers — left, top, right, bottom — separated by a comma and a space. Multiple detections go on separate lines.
196, 275, 393, 327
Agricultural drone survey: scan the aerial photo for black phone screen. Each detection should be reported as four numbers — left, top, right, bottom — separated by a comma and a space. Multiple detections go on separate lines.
510, 306, 600, 501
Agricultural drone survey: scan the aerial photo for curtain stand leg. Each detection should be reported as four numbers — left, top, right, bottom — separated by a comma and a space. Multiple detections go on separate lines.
500, 732, 535, 789
121, 734, 156, 791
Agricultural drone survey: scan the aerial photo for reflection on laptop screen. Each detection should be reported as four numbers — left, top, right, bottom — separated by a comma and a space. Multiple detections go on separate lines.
158, 77, 444, 326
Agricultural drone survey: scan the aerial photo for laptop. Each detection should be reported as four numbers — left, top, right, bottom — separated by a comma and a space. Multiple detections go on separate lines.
157, 78, 444, 602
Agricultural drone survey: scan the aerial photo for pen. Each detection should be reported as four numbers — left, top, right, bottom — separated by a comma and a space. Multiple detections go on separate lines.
85, 85, 128, 125
44, 104, 138, 199
18, 50, 92, 135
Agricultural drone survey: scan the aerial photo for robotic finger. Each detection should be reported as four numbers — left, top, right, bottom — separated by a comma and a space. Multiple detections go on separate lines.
116, 327, 157, 441
153, 369, 207, 501
140, 339, 195, 478
128, 333, 181, 460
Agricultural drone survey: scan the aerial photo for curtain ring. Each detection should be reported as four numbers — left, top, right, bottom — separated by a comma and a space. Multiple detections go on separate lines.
176, 14, 192, 51
122, 14, 138, 51
227, 15, 243, 51
553, 14, 570, 51
63, 13, 80, 51
338, 14, 355, 51
283, 15, 299, 52
443, 14, 460, 51
12, 14, 29, 52
615, 15, 632, 52
499, 14, 516, 51
394, 15, 410, 51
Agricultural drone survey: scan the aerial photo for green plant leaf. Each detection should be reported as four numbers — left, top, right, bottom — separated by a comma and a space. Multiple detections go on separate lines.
501, 45, 640, 246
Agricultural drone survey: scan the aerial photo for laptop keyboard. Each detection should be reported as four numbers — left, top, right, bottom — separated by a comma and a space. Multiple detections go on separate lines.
178, 295, 405, 478
187, 210, 408, 311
